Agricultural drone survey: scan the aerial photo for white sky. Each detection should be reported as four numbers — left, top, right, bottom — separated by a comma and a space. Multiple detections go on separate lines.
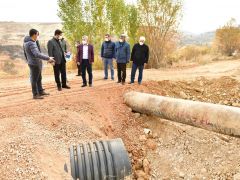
0, 0, 239, 34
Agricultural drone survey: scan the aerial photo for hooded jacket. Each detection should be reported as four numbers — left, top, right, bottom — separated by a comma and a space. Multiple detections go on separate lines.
23, 36, 49, 67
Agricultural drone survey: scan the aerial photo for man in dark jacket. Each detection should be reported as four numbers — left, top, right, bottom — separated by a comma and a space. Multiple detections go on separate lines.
101, 34, 115, 80
130, 36, 149, 85
24, 29, 55, 99
77, 35, 94, 87
115, 34, 130, 85
47, 29, 70, 91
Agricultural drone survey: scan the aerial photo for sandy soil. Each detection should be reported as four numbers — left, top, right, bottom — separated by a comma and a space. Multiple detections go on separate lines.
0, 59, 240, 179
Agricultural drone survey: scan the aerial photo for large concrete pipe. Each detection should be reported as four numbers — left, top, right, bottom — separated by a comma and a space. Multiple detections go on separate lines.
124, 91, 240, 137
70, 138, 132, 180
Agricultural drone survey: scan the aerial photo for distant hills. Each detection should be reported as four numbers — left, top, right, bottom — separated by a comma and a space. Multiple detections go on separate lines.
180, 31, 215, 46
0, 22, 62, 46
0, 21, 215, 60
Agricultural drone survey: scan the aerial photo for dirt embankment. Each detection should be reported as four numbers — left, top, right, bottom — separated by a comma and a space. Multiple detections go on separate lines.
0, 60, 240, 179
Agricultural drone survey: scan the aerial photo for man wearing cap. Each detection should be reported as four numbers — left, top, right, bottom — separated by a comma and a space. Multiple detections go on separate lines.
115, 34, 130, 85
130, 36, 149, 85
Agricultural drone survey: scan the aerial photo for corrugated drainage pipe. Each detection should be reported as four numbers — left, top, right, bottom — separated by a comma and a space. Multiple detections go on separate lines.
70, 138, 132, 180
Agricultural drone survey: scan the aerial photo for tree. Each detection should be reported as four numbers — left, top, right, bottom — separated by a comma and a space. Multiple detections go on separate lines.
138, 0, 182, 68
58, 0, 182, 69
214, 18, 240, 56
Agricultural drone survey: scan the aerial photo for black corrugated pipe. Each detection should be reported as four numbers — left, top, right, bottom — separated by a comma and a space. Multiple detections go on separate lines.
70, 138, 132, 180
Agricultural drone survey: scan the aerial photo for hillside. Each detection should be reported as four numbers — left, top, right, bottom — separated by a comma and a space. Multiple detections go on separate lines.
180, 31, 215, 45
0, 22, 62, 45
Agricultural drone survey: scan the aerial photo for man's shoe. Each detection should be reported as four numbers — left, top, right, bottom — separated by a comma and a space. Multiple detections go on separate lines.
117, 81, 121, 83
89, 84, 93, 87
104, 77, 108, 80
122, 82, 125, 85
58, 87, 62, 91
39, 91, 50, 96
128, 82, 134, 84
81, 84, 87, 87
76, 74, 81, 76
33, 95, 44, 100
62, 85, 71, 89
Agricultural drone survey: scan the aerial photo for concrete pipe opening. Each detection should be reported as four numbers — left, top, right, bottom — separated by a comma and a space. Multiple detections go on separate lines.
69, 138, 132, 180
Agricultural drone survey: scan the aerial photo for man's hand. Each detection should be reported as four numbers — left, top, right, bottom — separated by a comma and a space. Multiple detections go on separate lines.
48, 57, 55, 66
77, 62, 80, 65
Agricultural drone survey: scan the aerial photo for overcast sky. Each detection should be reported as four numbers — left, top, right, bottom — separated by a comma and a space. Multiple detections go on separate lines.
0, 0, 240, 34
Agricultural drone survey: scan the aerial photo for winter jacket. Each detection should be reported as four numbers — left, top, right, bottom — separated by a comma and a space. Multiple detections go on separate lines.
115, 41, 130, 64
77, 44, 94, 64
131, 43, 149, 66
47, 38, 66, 64
23, 36, 49, 67
101, 41, 115, 59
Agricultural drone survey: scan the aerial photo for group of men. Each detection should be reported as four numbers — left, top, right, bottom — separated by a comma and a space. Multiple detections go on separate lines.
23, 29, 149, 100
76, 34, 149, 86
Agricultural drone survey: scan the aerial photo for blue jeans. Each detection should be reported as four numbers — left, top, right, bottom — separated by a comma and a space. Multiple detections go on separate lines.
103, 58, 114, 79
131, 63, 144, 83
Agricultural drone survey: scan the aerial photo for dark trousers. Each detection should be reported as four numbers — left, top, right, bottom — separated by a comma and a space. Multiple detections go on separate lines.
77, 64, 82, 75
117, 63, 126, 82
81, 59, 93, 85
131, 63, 144, 83
29, 65, 43, 96
53, 62, 67, 88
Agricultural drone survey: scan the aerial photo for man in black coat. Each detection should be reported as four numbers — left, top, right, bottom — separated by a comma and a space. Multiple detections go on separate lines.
130, 36, 149, 85
47, 29, 71, 91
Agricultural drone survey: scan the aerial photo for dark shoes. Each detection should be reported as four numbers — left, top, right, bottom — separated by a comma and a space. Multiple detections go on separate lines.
76, 74, 82, 76
62, 85, 71, 89
81, 84, 87, 87
39, 91, 50, 96
58, 87, 62, 91
89, 84, 93, 87
122, 82, 125, 85
33, 95, 44, 100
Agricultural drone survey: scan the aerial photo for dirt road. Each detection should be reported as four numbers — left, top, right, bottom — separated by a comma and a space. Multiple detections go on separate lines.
0, 59, 240, 179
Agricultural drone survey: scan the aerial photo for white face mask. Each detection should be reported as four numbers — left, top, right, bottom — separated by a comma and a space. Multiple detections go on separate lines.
119, 39, 123, 43
59, 36, 63, 40
139, 42, 144, 45
37, 36, 40, 40
105, 38, 109, 42
82, 40, 87, 45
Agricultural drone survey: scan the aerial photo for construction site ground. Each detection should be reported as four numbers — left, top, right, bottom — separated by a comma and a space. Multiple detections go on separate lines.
0, 59, 240, 179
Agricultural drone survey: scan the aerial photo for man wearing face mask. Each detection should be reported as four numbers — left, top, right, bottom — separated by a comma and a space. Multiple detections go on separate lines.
129, 36, 149, 85
115, 34, 130, 85
101, 34, 115, 80
24, 29, 55, 99
77, 36, 94, 87
47, 29, 71, 91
